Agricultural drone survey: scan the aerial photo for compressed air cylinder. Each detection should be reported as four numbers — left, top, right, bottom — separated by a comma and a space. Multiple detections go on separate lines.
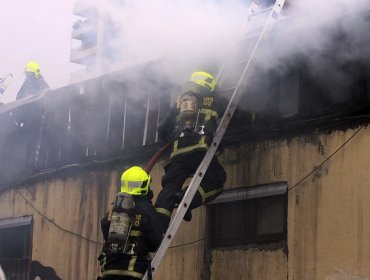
108, 192, 135, 245
179, 94, 199, 128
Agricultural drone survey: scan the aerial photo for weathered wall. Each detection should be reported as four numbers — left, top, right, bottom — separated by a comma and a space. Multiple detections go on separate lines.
154, 206, 207, 280
1, 124, 369, 280
0, 163, 164, 280
285, 127, 370, 280
210, 124, 370, 280
210, 249, 287, 280
0, 158, 175, 279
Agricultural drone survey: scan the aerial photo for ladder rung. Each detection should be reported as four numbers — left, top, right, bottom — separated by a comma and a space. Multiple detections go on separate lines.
220, 87, 236, 94
248, 6, 273, 19
229, 58, 249, 67
243, 26, 264, 38
242, 31, 261, 41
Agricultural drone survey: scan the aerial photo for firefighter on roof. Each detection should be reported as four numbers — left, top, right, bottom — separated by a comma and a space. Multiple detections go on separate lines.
16, 61, 49, 100
98, 166, 165, 280
154, 71, 230, 229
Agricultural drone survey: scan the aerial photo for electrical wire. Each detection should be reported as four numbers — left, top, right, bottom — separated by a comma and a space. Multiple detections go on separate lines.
288, 123, 366, 192
16, 187, 206, 249
15, 189, 103, 245
169, 237, 205, 249
16, 185, 208, 249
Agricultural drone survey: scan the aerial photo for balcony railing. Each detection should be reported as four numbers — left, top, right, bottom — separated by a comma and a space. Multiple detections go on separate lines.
0, 66, 173, 188
72, 20, 97, 40
70, 45, 98, 64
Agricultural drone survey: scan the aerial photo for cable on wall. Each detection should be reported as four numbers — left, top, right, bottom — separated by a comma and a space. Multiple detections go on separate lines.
16, 189, 103, 245
288, 123, 366, 192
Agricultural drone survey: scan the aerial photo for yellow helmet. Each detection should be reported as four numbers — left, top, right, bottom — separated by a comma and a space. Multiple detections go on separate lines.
190, 71, 217, 92
120, 166, 150, 195
25, 61, 41, 78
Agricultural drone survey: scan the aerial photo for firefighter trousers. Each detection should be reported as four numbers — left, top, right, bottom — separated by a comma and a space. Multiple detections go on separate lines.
155, 150, 226, 229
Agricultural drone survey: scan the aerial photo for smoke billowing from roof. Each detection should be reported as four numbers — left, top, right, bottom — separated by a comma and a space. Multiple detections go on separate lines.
87, 0, 250, 82
87, 0, 370, 99
260, 0, 370, 66
255, 0, 370, 101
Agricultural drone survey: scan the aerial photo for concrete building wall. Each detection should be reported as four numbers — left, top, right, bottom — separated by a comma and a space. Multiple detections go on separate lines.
209, 125, 370, 280
0, 172, 112, 279
210, 249, 287, 280
0, 124, 369, 279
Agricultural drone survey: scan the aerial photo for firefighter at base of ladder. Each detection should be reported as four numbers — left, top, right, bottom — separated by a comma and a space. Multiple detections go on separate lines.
154, 71, 256, 230
98, 166, 165, 280
16, 61, 49, 100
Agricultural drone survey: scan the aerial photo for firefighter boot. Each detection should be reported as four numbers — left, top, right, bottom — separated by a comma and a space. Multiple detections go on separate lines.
174, 191, 192, 222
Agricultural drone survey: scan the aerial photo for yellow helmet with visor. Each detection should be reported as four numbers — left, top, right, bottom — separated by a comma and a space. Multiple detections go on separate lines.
120, 166, 150, 195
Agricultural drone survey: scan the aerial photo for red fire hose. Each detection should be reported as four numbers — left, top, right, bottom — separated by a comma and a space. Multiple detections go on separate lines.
144, 142, 172, 173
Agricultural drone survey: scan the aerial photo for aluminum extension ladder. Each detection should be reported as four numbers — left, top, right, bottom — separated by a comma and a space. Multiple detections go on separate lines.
143, 0, 287, 278
0, 73, 13, 95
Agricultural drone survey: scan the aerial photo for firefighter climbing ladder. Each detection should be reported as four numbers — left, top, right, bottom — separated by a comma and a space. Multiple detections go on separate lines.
143, 0, 286, 278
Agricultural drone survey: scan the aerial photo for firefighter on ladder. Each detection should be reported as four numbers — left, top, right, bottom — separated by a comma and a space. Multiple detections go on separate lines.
154, 71, 244, 229
98, 166, 165, 280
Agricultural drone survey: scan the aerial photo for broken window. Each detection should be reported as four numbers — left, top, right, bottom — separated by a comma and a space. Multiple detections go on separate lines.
0, 216, 32, 280
207, 183, 287, 249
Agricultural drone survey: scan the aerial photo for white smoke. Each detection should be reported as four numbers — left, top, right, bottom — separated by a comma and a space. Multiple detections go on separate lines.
83, 0, 251, 83
82, 0, 370, 98
255, 0, 370, 99
1, 0, 368, 104
258, 0, 370, 66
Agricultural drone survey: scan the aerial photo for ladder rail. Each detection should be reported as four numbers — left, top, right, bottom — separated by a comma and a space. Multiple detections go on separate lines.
216, 1, 263, 84
0, 73, 13, 95
143, 1, 286, 278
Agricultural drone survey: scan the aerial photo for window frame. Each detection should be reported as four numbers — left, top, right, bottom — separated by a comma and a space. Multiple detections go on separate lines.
0, 215, 33, 280
207, 182, 288, 249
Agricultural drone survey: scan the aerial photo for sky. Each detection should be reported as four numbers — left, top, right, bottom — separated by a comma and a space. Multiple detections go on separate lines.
0, 0, 83, 104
